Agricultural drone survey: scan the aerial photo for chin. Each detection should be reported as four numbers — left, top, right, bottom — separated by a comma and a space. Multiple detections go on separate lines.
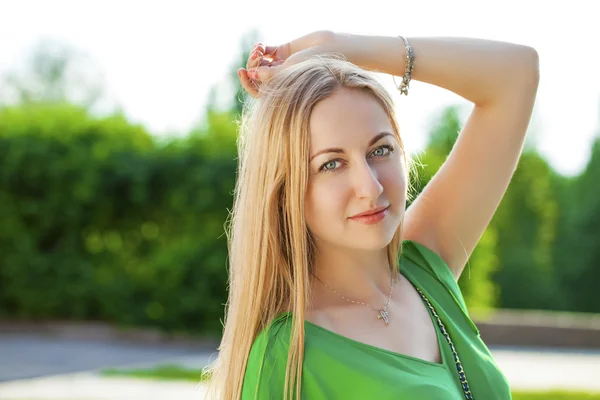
352, 230, 398, 250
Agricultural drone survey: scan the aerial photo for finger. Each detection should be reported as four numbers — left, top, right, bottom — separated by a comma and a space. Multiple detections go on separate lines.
264, 44, 289, 60
246, 48, 264, 70
245, 41, 268, 70
264, 31, 332, 61
238, 68, 260, 98
239, 69, 260, 98
250, 63, 285, 83
250, 45, 320, 83
259, 57, 273, 67
254, 42, 266, 54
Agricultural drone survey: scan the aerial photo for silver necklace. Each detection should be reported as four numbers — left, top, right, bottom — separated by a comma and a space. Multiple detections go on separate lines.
312, 270, 395, 325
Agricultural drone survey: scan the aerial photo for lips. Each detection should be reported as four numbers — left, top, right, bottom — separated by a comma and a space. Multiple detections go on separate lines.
350, 205, 390, 219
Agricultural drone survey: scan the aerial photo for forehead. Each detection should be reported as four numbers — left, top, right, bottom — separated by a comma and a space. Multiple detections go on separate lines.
309, 88, 393, 148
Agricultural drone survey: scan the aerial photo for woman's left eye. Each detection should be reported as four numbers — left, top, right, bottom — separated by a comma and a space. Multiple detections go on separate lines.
371, 144, 394, 157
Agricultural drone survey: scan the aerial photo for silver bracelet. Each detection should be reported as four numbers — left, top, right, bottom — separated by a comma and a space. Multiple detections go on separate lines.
393, 36, 415, 96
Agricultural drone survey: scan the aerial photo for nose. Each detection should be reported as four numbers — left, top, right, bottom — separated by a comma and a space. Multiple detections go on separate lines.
352, 160, 384, 200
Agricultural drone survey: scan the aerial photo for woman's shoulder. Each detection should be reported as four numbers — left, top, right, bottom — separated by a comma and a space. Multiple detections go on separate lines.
242, 313, 293, 398
400, 239, 469, 312
400, 239, 456, 282
248, 312, 293, 362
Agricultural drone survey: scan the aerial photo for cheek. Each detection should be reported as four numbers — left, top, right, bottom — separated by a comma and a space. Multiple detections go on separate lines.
379, 163, 407, 196
304, 178, 347, 228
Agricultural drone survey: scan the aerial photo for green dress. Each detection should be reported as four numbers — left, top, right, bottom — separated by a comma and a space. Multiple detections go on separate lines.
241, 240, 511, 399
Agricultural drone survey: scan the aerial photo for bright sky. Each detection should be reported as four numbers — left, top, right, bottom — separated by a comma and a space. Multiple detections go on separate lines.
1, 0, 598, 177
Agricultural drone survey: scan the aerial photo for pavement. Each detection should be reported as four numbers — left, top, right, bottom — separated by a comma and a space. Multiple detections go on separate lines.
0, 373, 207, 400
1, 334, 599, 399
492, 346, 600, 392
0, 333, 207, 383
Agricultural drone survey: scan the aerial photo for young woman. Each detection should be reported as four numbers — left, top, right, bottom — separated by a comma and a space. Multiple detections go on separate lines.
203, 31, 539, 399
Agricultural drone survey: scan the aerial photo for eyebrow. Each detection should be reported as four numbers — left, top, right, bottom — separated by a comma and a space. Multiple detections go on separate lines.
309, 132, 394, 162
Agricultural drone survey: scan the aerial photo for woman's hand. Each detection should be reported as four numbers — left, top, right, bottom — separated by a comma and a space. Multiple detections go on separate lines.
237, 30, 338, 98
237, 32, 411, 98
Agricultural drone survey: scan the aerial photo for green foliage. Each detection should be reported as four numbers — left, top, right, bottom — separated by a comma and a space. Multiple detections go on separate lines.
556, 136, 600, 312
512, 391, 600, 400
491, 150, 561, 310
102, 364, 208, 382
0, 103, 237, 334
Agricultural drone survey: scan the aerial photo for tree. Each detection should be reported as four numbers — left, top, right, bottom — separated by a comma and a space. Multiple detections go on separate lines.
491, 150, 561, 310
561, 132, 600, 312
0, 39, 112, 112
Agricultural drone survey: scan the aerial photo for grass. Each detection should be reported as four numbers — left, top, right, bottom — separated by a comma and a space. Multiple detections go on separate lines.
101, 363, 208, 382
513, 393, 600, 400
101, 364, 600, 399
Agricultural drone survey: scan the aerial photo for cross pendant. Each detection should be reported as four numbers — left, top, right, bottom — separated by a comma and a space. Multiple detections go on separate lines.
377, 308, 389, 325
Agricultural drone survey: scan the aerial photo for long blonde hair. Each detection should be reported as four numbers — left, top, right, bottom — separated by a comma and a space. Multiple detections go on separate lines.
203, 55, 411, 400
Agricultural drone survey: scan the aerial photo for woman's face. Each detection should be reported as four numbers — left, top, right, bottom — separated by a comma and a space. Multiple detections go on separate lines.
305, 88, 406, 251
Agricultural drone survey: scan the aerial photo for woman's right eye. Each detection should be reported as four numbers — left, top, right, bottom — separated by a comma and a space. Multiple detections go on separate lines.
320, 159, 341, 173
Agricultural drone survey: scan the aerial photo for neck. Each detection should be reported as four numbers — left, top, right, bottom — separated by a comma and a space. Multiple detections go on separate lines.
310, 242, 396, 310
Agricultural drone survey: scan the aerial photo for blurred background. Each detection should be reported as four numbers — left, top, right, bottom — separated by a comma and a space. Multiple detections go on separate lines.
0, 0, 599, 399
